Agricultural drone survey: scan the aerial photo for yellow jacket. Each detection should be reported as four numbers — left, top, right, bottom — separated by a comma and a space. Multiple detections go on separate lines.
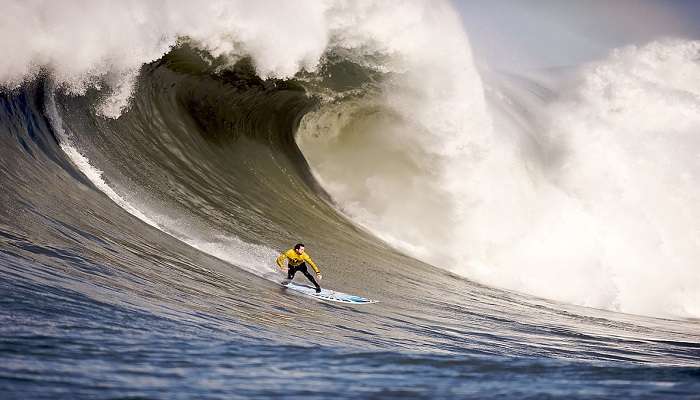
276, 249, 320, 274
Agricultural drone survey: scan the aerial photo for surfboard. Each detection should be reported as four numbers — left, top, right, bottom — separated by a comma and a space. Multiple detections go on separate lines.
282, 281, 377, 305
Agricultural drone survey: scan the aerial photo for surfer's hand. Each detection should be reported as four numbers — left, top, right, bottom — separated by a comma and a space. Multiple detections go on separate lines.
316, 273, 322, 280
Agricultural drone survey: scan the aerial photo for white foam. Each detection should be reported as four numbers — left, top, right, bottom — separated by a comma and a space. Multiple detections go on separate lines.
299, 39, 700, 319
1, 1, 334, 117
298, 1, 493, 271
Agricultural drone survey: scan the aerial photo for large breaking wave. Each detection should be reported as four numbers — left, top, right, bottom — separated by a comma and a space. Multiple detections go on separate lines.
301, 39, 700, 318
2, 0, 700, 321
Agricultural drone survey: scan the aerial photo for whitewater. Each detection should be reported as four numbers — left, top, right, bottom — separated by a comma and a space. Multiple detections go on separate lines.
1, 1, 699, 398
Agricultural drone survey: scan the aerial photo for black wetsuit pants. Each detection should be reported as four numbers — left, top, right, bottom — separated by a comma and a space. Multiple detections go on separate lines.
288, 263, 321, 292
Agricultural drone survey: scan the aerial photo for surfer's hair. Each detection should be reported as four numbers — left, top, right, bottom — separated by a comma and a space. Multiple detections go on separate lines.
294, 243, 305, 250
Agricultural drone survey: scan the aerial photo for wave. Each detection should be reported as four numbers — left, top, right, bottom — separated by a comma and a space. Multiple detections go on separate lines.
1, 0, 699, 322
297, 40, 700, 318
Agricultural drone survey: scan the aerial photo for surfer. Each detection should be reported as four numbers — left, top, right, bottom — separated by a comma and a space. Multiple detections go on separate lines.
276, 243, 322, 293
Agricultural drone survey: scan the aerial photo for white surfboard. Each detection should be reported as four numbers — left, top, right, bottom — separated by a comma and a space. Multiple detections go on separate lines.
283, 281, 377, 305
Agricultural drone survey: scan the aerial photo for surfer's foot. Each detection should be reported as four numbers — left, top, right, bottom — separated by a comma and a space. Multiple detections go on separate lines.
315, 287, 321, 293
281, 279, 291, 286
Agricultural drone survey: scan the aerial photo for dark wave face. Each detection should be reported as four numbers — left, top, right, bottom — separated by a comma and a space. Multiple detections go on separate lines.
2, 41, 700, 399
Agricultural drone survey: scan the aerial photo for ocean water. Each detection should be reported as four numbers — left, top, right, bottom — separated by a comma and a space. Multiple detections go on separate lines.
1, 1, 699, 398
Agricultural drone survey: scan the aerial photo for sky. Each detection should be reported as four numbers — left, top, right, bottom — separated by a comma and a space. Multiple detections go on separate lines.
453, 0, 700, 70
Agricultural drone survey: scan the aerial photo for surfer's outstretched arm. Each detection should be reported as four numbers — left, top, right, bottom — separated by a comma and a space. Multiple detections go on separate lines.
305, 257, 320, 275
303, 254, 322, 280
276, 252, 288, 270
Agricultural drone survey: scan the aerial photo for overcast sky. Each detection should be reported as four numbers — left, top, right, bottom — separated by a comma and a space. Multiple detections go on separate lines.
453, 0, 700, 70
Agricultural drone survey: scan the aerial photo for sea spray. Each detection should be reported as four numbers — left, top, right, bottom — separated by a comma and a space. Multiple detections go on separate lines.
299, 39, 700, 318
